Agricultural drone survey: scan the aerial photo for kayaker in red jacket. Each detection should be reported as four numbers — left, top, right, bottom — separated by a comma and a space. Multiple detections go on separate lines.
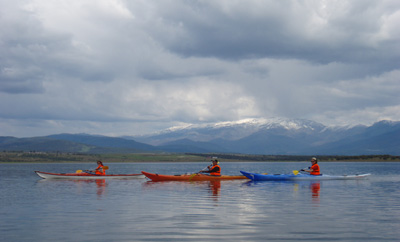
200, 157, 221, 176
94, 160, 106, 175
302, 157, 320, 175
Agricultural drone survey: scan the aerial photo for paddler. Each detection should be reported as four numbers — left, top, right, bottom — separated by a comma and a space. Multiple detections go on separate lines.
200, 157, 221, 176
94, 160, 106, 175
301, 157, 320, 175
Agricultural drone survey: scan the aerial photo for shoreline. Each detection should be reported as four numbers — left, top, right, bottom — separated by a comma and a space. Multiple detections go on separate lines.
1, 151, 399, 163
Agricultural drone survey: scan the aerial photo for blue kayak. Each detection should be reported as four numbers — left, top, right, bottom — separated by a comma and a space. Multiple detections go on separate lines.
240, 171, 371, 181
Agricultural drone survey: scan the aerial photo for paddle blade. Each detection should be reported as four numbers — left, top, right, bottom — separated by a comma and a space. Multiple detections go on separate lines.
76, 170, 83, 174
293, 170, 299, 175
189, 173, 198, 181
103, 166, 109, 170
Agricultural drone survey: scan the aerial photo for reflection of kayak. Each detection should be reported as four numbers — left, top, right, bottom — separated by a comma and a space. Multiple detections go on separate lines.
35, 171, 145, 179
240, 171, 371, 181
141, 171, 248, 181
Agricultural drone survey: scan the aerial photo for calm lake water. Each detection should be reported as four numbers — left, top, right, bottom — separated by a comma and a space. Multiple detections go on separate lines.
1, 162, 399, 242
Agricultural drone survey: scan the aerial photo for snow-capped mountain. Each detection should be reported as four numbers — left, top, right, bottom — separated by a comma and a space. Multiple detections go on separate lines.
1, 118, 398, 155
131, 118, 400, 155
133, 118, 327, 145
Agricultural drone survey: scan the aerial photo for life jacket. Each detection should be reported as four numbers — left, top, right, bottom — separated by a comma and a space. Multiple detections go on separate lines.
310, 164, 320, 175
95, 165, 106, 175
210, 165, 221, 176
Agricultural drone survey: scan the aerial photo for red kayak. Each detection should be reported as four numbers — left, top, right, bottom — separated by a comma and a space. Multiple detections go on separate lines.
141, 171, 248, 181
35, 171, 145, 179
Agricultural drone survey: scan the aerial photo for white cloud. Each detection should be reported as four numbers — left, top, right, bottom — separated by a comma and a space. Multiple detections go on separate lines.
0, 0, 399, 137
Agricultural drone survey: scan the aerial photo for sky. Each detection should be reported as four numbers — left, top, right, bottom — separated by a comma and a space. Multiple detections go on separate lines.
1, 0, 400, 138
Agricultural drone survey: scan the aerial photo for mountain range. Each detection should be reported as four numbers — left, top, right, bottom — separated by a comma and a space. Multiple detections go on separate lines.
1, 118, 399, 155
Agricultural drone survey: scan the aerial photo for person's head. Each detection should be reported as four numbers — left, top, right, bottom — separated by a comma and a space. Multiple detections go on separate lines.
311, 157, 318, 164
97, 160, 103, 165
211, 157, 219, 164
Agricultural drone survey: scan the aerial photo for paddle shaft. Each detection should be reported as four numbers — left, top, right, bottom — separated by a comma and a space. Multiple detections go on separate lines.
189, 166, 210, 180
293, 169, 307, 175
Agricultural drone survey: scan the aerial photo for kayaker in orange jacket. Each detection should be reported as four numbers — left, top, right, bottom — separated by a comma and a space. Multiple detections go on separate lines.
200, 157, 221, 176
94, 160, 106, 175
302, 157, 320, 175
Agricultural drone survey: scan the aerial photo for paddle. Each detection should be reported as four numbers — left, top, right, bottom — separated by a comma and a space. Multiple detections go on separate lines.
189, 166, 209, 180
76, 166, 109, 174
76, 169, 95, 174
293, 169, 306, 175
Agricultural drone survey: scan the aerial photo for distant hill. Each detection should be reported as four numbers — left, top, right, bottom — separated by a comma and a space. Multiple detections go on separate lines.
0, 136, 97, 153
0, 134, 159, 154
1, 119, 399, 155
47, 134, 158, 152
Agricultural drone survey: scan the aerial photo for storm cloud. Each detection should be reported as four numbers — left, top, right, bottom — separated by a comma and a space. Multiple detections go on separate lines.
1, 0, 399, 137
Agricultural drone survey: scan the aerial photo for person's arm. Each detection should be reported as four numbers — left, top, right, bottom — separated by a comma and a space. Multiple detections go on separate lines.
201, 166, 218, 173
95, 165, 103, 171
201, 166, 219, 173
302, 165, 316, 174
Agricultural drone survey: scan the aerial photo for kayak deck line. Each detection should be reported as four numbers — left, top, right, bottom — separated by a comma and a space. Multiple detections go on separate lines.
141, 171, 248, 181
35, 171, 145, 179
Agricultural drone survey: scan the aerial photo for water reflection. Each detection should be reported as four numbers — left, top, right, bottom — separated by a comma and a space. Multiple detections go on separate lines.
36, 179, 108, 199
310, 181, 320, 203
142, 180, 221, 202
242, 180, 321, 204
94, 179, 107, 198
208, 181, 221, 198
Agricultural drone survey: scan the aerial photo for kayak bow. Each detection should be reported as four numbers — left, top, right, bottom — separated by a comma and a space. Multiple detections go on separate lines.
142, 171, 248, 181
240, 171, 371, 181
35, 171, 145, 179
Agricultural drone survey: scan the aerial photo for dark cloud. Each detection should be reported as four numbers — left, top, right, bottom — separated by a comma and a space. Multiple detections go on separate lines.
0, 0, 399, 137
143, 1, 399, 72
0, 78, 45, 94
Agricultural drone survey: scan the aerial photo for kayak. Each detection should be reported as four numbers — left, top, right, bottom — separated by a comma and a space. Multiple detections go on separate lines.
240, 171, 371, 181
35, 171, 145, 179
141, 171, 248, 181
